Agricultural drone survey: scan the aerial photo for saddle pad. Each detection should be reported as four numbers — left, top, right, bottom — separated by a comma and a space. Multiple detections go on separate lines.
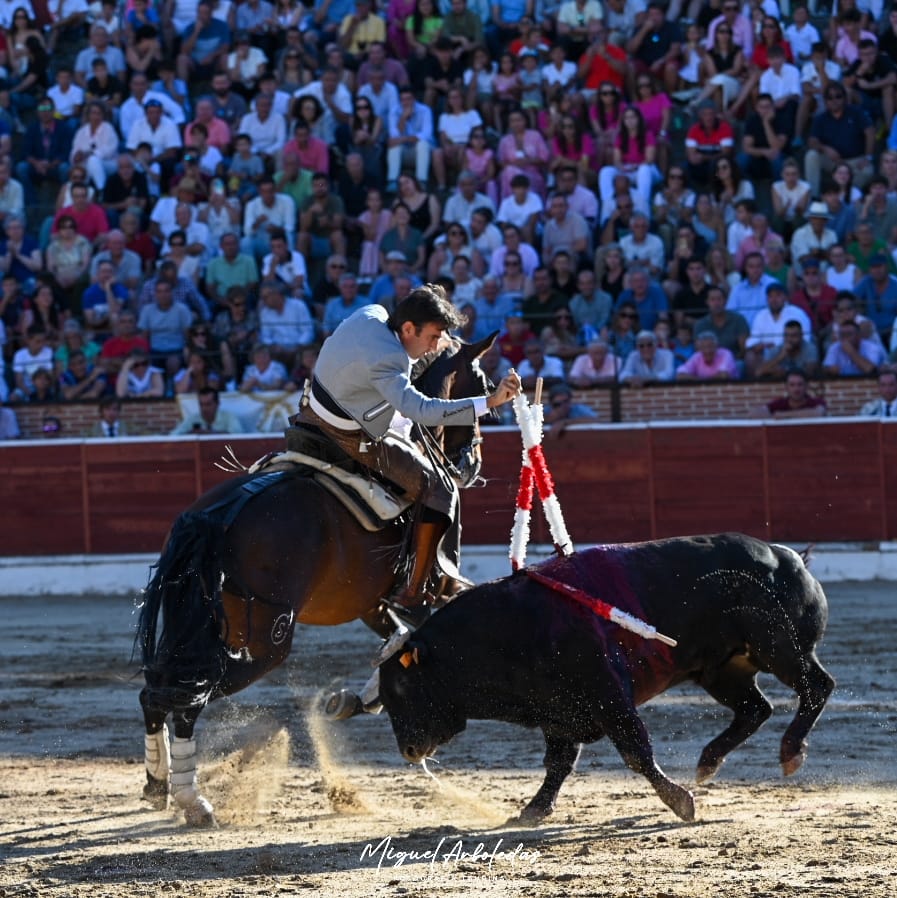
251, 450, 411, 524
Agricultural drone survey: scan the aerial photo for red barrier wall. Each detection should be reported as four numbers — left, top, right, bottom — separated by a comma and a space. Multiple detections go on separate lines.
1, 421, 894, 556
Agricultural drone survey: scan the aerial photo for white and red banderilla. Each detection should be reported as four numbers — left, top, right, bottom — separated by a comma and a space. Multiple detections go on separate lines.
509, 382, 677, 648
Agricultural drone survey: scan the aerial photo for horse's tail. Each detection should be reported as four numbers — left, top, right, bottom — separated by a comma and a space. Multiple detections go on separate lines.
135, 510, 229, 714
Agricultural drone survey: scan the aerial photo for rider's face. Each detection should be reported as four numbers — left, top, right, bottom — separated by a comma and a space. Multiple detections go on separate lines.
399, 321, 447, 360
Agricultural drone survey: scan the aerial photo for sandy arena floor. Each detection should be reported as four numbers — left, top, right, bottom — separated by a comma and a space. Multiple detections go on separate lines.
0, 578, 895, 897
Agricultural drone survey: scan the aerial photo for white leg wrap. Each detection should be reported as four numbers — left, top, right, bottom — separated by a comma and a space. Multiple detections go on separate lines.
169, 736, 199, 807
144, 725, 171, 782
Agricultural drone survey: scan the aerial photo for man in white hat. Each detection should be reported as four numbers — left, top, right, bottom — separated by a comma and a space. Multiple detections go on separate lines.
789, 201, 837, 278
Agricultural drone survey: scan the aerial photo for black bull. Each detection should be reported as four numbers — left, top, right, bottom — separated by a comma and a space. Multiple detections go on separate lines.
377, 533, 835, 822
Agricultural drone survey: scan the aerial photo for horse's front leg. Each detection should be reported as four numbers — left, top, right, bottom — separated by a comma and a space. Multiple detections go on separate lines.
170, 707, 217, 828
140, 687, 170, 810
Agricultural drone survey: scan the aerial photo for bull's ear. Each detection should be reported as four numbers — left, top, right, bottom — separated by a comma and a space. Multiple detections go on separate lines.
398, 641, 427, 668
467, 331, 499, 360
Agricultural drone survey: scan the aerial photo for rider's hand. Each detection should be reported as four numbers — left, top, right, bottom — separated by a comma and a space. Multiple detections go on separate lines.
486, 369, 522, 407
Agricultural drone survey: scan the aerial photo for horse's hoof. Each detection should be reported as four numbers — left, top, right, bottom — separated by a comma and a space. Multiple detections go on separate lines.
323, 689, 363, 721
781, 750, 806, 777
695, 759, 723, 784
511, 803, 552, 827
183, 798, 218, 828
142, 777, 170, 810
658, 782, 696, 822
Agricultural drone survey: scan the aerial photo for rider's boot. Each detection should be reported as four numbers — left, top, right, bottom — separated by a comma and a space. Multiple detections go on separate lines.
390, 519, 446, 608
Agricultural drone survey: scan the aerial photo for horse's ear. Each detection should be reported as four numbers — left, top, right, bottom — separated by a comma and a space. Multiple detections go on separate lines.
467, 331, 499, 360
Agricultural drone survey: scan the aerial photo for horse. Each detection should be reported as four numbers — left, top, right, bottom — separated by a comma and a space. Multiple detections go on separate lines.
135, 334, 497, 826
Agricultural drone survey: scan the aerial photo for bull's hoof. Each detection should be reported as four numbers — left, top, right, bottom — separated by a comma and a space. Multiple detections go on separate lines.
657, 782, 696, 822
323, 689, 364, 721
142, 774, 169, 810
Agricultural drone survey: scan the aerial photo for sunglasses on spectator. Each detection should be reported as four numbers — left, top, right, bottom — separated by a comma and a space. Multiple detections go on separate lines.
637, 341, 654, 348
329, 262, 347, 268
600, 89, 616, 96
619, 312, 637, 319
231, 301, 246, 307
552, 399, 570, 408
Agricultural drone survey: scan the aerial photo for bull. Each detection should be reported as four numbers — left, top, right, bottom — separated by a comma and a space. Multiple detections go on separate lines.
377, 533, 835, 822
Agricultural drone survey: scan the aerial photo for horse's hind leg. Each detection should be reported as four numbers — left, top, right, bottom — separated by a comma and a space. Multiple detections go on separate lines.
140, 687, 170, 809
695, 660, 773, 783
169, 707, 216, 828
774, 651, 834, 776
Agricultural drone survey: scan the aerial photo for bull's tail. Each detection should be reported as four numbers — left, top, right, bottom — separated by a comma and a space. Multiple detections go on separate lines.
135, 510, 229, 714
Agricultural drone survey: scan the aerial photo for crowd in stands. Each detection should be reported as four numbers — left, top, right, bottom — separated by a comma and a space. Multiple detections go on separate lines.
2, 0, 897, 439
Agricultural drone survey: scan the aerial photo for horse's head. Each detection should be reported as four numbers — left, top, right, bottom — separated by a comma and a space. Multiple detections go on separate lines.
412, 331, 498, 488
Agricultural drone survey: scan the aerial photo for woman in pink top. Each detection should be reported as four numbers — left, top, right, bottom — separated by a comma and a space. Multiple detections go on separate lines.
549, 116, 596, 186
598, 105, 661, 220
634, 77, 672, 173
464, 126, 498, 205
496, 108, 550, 200
675, 331, 738, 380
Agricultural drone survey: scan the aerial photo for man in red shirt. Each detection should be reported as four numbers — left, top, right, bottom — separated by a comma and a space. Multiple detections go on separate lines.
763, 369, 827, 418
52, 181, 109, 246
577, 21, 627, 97
685, 100, 734, 188
789, 257, 837, 332
99, 309, 151, 374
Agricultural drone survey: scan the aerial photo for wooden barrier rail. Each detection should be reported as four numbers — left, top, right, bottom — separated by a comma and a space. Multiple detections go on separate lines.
1, 420, 895, 556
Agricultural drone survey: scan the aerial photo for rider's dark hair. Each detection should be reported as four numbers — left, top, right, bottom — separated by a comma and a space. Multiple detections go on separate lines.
389, 283, 466, 333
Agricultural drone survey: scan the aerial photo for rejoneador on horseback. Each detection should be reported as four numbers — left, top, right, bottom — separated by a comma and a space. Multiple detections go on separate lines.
296, 283, 521, 608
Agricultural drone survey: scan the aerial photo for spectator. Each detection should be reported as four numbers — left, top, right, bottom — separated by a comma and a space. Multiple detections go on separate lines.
569, 269, 612, 333
854, 254, 897, 345
115, 349, 165, 398
87, 396, 130, 437
804, 83, 874, 198
297, 172, 346, 266
684, 100, 734, 189
176, 0, 231, 84
789, 202, 837, 277
206, 233, 260, 309
860, 369, 897, 417
0, 404, 20, 439
16, 97, 70, 208
823, 317, 885, 376
173, 349, 224, 394
790, 257, 837, 334
676, 331, 738, 380
568, 339, 620, 386
542, 380, 599, 436
257, 280, 316, 365
212, 287, 258, 385
616, 267, 669, 333
619, 213, 665, 279
386, 85, 435, 191
59, 349, 109, 401
242, 177, 298, 260
754, 319, 820, 380
541, 193, 590, 267
138, 279, 194, 375
620, 329, 675, 384
693, 284, 748, 362
322, 273, 369, 338
760, 369, 827, 418
745, 282, 812, 377
11, 326, 53, 401
240, 342, 288, 392
518, 339, 565, 389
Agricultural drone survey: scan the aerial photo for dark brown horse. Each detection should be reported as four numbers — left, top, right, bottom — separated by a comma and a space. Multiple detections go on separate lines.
135, 335, 496, 826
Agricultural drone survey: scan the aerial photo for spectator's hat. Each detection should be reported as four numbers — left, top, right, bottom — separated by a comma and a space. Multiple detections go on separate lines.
807, 201, 830, 219
144, 98, 162, 109
869, 253, 889, 267
385, 250, 407, 262
765, 281, 786, 295
802, 257, 821, 270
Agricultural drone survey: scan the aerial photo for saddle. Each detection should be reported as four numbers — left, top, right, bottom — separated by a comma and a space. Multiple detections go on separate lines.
249, 426, 413, 532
